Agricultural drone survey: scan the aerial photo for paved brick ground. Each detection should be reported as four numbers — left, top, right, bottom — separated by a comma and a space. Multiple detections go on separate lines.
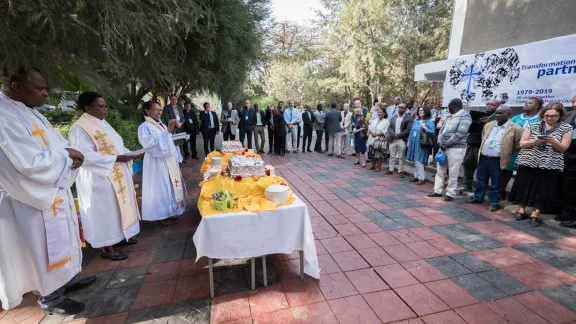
3, 136, 576, 324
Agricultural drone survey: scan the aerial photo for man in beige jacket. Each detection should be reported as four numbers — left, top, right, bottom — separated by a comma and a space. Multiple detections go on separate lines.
340, 103, 353, 153
469, 106, 523, 211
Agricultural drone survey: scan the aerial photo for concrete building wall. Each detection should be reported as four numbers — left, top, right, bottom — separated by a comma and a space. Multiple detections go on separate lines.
461, 0, 576, 55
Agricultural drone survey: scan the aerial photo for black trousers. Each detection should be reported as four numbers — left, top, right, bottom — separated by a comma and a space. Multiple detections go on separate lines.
315, 130, 323, 152
203, 129, 216, 155
562, 152, 576, 218
463, 145, 480, 189
274, 132, 286, 154
297, 125, 302, 148
223, 126, 235, 141
303, 126, 313, 151
268, 126, 275, 153
324, 128, 329, 151
182, 132, 197, 158
239, 127, 253, 149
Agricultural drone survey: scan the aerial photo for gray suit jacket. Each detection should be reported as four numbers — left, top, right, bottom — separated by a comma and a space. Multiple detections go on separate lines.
162, 104, 185, 134
325, 109, 343, 134
314, 111, 326, 130
220, 109, 239, 134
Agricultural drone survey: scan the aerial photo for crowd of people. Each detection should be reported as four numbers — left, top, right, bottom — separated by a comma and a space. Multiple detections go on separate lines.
1, 66, 575, 317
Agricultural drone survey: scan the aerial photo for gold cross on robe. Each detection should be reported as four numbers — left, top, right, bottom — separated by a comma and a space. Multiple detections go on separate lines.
32, 124, 47, 147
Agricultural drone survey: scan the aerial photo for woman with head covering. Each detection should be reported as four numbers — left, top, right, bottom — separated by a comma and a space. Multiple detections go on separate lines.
68, 92, 140, 260
138, 101, 186, 226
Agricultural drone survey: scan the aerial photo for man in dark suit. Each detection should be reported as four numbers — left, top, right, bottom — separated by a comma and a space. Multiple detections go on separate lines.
301, 105, 315, 153
162, 95, 185, 134
271, 108, 286, 155
238, 99, 256, 149
386, 103, 413, 177
199, 102, 219, 155
182, 102, 199, 159
325, 103, 344, 158
265, 104, 275, 154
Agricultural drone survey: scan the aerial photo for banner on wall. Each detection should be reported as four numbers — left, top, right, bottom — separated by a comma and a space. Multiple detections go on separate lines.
443, 34, 576, 108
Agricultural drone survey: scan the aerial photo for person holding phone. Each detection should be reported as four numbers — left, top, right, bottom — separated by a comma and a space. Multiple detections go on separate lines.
508, 103, 573, 227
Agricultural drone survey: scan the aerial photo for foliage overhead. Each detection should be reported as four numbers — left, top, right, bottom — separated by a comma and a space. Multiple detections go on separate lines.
246, 0, 453, 106
0, 0, 271, 113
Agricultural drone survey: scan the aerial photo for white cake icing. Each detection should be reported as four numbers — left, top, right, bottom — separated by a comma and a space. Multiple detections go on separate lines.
266, 184, 289, 204
221, 141, 244, 153
228, 156, 266, 177
212, 157, 223, 169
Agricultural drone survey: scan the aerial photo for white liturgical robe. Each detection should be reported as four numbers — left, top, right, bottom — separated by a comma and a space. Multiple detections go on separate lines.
138, 119, 185, 221
0, 93, 82, 310
69, 114, 140, 248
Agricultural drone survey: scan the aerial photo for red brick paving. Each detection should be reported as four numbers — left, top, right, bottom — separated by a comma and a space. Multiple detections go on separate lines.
5, 149, 576, 324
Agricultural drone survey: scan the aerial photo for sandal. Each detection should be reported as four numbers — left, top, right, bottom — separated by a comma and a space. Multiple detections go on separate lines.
514, 211, 528, 221
101, 251, 128, 261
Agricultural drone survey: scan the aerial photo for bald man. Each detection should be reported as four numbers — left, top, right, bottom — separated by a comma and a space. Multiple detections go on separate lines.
468, 106, 522, 212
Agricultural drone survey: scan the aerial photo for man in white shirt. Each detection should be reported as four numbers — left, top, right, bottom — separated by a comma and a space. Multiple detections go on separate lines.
469, 106, 522, 211
283, 101, 300, 153
340, 103, 353, 154
0, 68, 94, 315
386, 96, 402, 118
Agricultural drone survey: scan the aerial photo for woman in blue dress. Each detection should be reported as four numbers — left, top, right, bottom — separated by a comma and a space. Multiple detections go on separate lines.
406, 107, 436, 184
501, 97, 542, 199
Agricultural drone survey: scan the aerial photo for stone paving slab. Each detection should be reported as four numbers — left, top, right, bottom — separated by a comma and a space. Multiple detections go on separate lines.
4, 134, 576, 324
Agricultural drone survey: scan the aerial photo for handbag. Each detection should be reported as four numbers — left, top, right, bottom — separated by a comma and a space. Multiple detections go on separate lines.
420, 131, 435, 148
372, 135, 388, 152
435, 150, 447, 166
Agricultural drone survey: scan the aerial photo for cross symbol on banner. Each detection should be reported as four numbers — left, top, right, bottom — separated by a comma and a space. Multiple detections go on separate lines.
32, 124, 47, 147
51, 199, 64, 217
174, 179, 179, 188
461, 63, 482, 94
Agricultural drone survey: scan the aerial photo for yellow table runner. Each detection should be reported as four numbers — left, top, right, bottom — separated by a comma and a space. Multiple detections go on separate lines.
198, 173, 295, 216
200, 151, 263, 173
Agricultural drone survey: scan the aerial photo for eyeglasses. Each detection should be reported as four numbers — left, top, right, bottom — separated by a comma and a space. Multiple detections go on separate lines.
544, 114, 560, 119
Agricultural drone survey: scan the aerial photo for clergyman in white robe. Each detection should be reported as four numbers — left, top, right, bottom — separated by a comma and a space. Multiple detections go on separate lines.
69, 114, 140, 248
138, 117, 185, 221
0, 93, 82, 310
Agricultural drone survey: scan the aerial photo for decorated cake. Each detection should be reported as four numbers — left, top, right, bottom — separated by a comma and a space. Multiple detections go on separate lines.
212, 157, 223, 169
227, 156, 266, 177
265, 184, 289, 204
221, 141, 244, 153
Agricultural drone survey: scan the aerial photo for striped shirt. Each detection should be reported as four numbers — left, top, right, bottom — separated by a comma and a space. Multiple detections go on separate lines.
438, 109, 472, 148
516, 122, 572, 171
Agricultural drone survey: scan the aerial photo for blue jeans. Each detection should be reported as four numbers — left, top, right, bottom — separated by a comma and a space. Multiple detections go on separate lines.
474, 155, 502, 206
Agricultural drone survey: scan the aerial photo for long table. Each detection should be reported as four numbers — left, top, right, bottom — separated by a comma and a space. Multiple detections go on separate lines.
194, 169, 319, 297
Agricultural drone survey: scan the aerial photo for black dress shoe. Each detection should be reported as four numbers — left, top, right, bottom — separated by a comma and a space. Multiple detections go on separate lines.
488, 205, 499, 212
307, 149, 312, 152
42, 298, 85, 316
64, 276, 97, 293
514, 212, 529, 221
416, 180, 425, 185
443, 196, 455, 202
408, 178, 419, 183
115, 238, 138, 246
560, 220, 576, 228
101, 251, 128, 261
468, 199, 482, 204
530, 217, 543, 227
192, 156, 199, 160
428, 193, 442, 198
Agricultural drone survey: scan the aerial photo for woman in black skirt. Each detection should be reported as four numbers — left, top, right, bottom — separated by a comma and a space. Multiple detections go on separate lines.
509, 103, 573, 227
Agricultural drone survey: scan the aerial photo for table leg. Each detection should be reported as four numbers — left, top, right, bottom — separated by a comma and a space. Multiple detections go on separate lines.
209, 258, 214, 298
299, 250, 304, 279
262, 256, 267, 287
251, 257, 256, 290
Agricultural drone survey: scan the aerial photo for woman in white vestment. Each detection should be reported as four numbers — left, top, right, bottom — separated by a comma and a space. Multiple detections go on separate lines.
138, 101, 186, 225
69, 92, 141, 261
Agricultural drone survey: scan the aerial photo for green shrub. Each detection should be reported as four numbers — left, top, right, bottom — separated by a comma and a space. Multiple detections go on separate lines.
54, 110, 142, 151
43, 110, 77, 124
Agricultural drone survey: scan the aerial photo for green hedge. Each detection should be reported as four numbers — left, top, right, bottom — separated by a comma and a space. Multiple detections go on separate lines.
53, 110, 142, 151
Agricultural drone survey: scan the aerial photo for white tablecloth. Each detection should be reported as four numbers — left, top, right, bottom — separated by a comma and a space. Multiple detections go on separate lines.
193, 196, 320, 278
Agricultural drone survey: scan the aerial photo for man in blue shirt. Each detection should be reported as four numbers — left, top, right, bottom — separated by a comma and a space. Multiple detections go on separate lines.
283, 100, 300, 153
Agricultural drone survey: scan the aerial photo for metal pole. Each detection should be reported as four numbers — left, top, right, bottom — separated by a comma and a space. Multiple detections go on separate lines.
251, 257, 256, 290
262, 256, 267, 287
209, 258, 214, 298
299, 250, 304, 280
